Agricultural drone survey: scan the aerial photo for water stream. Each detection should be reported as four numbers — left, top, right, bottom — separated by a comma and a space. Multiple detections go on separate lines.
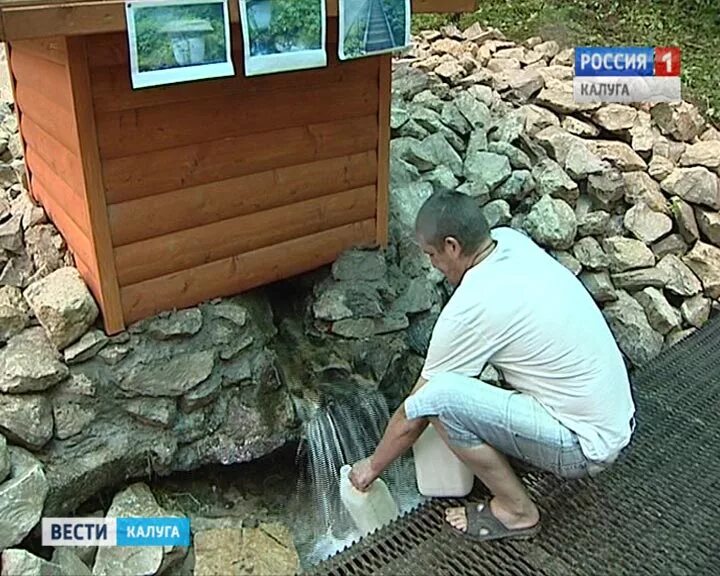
291, 386, 424, 568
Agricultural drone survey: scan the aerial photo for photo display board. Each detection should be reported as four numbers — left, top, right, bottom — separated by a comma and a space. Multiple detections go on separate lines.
338, 0, 411, 61
239, 0, 327, 77
125, 0, 235, 89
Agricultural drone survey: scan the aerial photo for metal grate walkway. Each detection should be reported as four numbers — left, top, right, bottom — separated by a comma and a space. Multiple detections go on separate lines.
305, 315, 720, 576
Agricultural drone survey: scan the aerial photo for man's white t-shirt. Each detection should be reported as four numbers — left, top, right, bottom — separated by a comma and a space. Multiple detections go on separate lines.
420, 227, 635, 462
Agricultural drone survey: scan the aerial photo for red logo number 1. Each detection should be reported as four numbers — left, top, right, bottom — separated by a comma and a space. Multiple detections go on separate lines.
655, 47, 681, 76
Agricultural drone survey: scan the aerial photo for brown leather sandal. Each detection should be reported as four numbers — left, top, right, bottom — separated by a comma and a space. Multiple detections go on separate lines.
446, 500, 542, 542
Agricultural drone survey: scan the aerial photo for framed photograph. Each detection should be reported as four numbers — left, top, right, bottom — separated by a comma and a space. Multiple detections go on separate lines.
338, 0, 411, 61
239, 0, 327, 76
125, 0, 235, 89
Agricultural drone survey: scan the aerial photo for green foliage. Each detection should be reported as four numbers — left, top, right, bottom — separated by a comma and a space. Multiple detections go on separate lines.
343, 20, 365, 58
412, 0, 720, 123
247, 0, 322, 54
134, 4, 227, 72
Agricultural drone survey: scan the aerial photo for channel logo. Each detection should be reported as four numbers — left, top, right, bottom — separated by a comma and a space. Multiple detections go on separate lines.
573, 46, 681, 103
41, 517, 190, 547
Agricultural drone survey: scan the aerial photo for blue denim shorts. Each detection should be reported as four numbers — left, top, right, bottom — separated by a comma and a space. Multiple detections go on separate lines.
405, 372, 615, 479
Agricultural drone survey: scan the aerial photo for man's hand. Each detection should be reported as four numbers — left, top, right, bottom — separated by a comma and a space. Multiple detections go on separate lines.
349, 457, 378, 492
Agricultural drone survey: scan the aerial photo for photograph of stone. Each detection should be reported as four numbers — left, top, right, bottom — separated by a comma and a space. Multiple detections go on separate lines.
125, 0, 234, 89
338, 0, 411, 61
240, 0, 326, 76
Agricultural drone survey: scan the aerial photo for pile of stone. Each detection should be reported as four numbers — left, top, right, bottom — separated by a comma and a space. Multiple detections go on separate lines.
381, 22, 720, 367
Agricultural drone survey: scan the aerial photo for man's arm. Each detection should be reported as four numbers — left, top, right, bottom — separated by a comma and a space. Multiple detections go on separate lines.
350, 377, 428, 490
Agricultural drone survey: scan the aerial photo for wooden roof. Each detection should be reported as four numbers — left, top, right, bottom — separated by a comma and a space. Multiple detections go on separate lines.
0, 0, 477, 41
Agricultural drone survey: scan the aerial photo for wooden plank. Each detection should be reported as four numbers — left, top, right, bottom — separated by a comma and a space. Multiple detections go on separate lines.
115, 185, 377, 286
376, 54, 391, 247
21, 115, 84, 195
0, 1, 475, 41
103, 114, 379, 204
31, 172, 94, 269
9, 46, 72, 111
90, 52, 375, 112
14, 83, 79, 153
66, 35, 125, 334
9, 36, 66, 65
25, 146, 89, 233
97, 76, 378, 159
109, 150, 377, 247
120, 218, 376, 324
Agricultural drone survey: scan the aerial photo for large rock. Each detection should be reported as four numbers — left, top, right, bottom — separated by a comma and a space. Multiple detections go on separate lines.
532, 159, 578, 203
1, 328, 68, 396
523, 195, 576, 250
657, 254, 703, 297
0, 393, 53, 450
585, 140, 647, 172
0, 286, 30, 343
332, 249, 386, 282
492, 170, 534, 204
580, 271, 617, 303
120, 350, 215, 397
454, 91, 491, 127
0, 214, 22, 254
648, 155, 675, 181
611, 268, 668, 291
603, 291, 664, 366
464, 151, 512, 191
573, 237, 609, 271
651, 102, 705, 142
670, 197, 700, 243
535, 78, 598, 114
577, 210, 610, 238
587, 170, 626, 210
565, 142, 608, 180
562, 116, 600, 137
24, 224, 65, 280
623, 172, 669, 214
23, 267, 99, 350
679, 141, 720, 171
423, 133, 463, 177
603, 237, 655, 272
145, 309, 203, 341
389, 181, 433, 243
681, 294, 711, 329
482, 199, 512, 228
0, 447, 49, 550
696, 209, 720, 246
51, 549, 91, 576
391, 137, 435, 172
1, 550, 62, 576
93, 483, 185, 576
660, 167, 720, 210
623, 202, 672, 244
592, 104, 638, 132
487, 142, 532, 170
63, 330, 110, 365
534, 126, 584, 164
634, 288, 682, 335
652, 234, 690, 260
683, 241, 720, 298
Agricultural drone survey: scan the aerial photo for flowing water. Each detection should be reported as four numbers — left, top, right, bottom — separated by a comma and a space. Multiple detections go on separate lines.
291, 386, 424, 568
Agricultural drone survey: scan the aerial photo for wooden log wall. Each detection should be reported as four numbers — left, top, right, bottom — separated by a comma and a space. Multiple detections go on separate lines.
7, 37, 111, 317
86, 20, 386, 325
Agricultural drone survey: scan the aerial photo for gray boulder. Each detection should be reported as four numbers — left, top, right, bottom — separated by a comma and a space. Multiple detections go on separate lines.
0, 286, 30, 343
523, 195, 577, 250
603, 291, 664, 366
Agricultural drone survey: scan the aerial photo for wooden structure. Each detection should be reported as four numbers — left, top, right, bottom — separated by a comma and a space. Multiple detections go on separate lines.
0, 0, 475, 334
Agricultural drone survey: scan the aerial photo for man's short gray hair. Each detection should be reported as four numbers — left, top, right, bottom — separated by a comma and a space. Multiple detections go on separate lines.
415, 191, 491, 255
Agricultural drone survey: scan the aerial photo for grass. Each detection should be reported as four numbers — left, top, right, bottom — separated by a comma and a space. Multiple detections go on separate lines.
413, 0, 720, 125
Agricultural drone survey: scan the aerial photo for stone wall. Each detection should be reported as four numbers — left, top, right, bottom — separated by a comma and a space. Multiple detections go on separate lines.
1, 20, 720, 572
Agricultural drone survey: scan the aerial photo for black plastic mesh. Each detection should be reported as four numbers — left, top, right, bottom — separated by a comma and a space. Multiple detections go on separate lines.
304, 315, 720, 575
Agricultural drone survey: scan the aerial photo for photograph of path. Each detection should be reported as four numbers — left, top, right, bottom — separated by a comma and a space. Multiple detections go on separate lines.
240, 0, 326, 76
126, 0, 234, 89
339, 0, 410, 60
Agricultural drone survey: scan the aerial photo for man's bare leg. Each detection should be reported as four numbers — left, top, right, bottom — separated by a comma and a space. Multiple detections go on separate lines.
430, 418, 539, 532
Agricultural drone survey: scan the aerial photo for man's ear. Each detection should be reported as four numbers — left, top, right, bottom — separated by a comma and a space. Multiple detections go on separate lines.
444, 236, 462, 256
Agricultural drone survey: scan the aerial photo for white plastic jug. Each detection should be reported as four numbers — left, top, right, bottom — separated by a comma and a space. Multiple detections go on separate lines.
413, 423, 474, 497
339, 464, 399, 536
